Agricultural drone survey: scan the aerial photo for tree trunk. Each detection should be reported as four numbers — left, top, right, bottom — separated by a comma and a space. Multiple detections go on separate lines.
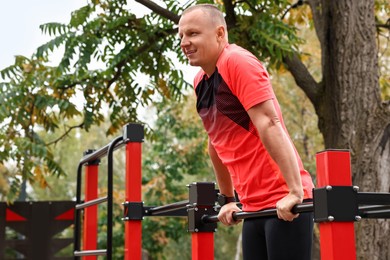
304, 0, 390, 259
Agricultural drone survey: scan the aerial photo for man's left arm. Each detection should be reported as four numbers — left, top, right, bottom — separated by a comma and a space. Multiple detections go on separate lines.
247, 99, 304, 221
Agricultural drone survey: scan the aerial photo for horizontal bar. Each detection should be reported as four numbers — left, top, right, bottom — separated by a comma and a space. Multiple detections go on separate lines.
359, 205, 390, 218
358, 205, 390, 212
74, 249, 107, 256
79, 137, 124, 165
202, 203, 313, 223
357, 192, 390, 205
75, 196, 108, 210
144, 206, 187, 217
146, 200, 189, 216
360, 209, 390, 218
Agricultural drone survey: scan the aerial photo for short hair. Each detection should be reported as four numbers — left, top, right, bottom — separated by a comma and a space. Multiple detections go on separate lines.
181, 4, 227, 30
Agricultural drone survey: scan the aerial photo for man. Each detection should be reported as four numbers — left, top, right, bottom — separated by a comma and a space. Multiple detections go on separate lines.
178, 4, 314, 260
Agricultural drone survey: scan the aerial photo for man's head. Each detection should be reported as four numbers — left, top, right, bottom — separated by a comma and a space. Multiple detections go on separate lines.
178, 4, 228, 75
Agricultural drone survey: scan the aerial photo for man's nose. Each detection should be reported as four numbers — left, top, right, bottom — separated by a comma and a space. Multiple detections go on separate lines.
180, 36, 190, 47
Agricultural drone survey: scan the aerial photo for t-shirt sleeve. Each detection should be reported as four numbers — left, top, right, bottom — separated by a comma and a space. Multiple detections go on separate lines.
225, 50, 274, 111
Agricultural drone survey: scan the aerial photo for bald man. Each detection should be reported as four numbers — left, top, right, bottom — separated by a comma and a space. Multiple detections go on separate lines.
178, 4, 314, 260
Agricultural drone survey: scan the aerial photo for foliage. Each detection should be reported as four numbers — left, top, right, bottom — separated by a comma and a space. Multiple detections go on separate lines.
0, 0, 325, 199
0, 0, 388, 257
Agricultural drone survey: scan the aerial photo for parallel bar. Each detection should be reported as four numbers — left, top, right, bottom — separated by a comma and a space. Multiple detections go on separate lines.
79, 138, 124, 165
202, 203, 313, 224
357, 192, 390, 205
146, 200, 189, 216
74, 250, 107, 257
360, 205, 390, 218
106, 136, 124, 260
75, 197, 108, 210
74, 163, 83, 255
358, 205, 390, 212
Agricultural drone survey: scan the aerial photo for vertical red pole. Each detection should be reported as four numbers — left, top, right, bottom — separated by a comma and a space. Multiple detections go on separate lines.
192, 233, 214, 260
316, 150, 356, 260
124, 142, 142, 260
83, 163, 99, 260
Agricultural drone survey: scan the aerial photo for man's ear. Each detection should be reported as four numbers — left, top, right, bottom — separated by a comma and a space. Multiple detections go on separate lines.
216, 26, 226, 40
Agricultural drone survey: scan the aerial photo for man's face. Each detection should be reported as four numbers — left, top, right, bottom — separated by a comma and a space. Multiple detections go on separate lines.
178, 9, 222, 73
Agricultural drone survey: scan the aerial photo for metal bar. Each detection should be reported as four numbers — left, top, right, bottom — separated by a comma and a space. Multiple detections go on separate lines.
73, 163, 83, 258
357, 192, 390, 205
358, 205, 390, 211
146, 200, 189, 216
360, 209, 390, 218
143, 206, 188, 217
359, 205, 390, 218
74, 249, 107, 257
106, 136, 123, 260
124, 135, 143, 260
75, 197, 108, 210
79, 138, 124, 165
315, 150, 356, 260
192, 232, 214, 260
202, 203, 313, 223
83, 162, 99, 259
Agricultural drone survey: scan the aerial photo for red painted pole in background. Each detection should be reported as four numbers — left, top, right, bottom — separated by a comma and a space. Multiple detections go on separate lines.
83, 162, 99, 260
192, 232, 214, 260
124, 141, 142, 260
316, 150, 356, 260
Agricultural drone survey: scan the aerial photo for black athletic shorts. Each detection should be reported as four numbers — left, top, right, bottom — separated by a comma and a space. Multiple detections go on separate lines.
242, 211, 313, 260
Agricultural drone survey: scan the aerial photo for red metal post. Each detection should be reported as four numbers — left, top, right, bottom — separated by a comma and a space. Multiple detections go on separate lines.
192, 232, 214, 260
124, 142, 142, 260
83, 163, 99, 260
316, 150, 356, 260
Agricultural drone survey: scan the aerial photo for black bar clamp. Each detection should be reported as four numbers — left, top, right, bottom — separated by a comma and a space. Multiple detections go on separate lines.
83, 149, 101, 165
187, 182, 218, 232
313, 185, 360, 222
122, 202, 144, 221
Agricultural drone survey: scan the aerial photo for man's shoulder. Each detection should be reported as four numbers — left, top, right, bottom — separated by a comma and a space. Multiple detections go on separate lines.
194, 69, 205, 86
220, 44, 258, 65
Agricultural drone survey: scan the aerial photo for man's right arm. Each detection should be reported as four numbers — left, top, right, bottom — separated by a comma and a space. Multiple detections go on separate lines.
208, 139, 234, 197
208, 139, 241, 225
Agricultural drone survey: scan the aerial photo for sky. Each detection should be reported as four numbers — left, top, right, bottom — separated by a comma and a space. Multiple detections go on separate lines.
0, 0, 197, 81
0, 0, 86, 69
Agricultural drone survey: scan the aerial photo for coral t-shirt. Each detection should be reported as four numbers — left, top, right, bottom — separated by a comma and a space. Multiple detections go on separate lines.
193, 44, 314, 211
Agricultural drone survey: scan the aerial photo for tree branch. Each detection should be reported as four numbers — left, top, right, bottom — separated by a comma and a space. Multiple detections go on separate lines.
281, 0, 306, 20
46, 122, 84, 146
135, 0, 180, 24
283, 53, 321, 106
377, 22, 390, 30
223, 0, 237, 30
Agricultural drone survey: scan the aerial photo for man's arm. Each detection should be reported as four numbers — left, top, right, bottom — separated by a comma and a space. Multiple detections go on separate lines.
208, 139, 234, 197
208, 139, 241, 225
247, 99, 304, 221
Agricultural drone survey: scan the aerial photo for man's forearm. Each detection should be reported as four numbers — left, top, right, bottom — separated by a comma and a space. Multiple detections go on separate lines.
248, 100, 304, 198
261, 122, 304, 197
208, 139, 235, 197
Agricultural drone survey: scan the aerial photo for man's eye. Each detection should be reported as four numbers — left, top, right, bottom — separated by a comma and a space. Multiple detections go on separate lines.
191, 32, 198, 36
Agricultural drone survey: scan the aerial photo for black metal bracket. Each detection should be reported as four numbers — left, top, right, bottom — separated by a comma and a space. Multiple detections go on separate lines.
313, 186, 359, 222
187, 182, 218, 232
122, 202, 144, 221
83, 149, 101, 165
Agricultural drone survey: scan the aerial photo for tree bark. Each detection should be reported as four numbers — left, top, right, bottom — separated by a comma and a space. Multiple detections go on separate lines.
293, 0, 390, 259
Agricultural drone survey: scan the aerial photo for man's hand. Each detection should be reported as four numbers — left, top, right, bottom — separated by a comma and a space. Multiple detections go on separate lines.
276, 193, 303, 221
217, 202, 242, 226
